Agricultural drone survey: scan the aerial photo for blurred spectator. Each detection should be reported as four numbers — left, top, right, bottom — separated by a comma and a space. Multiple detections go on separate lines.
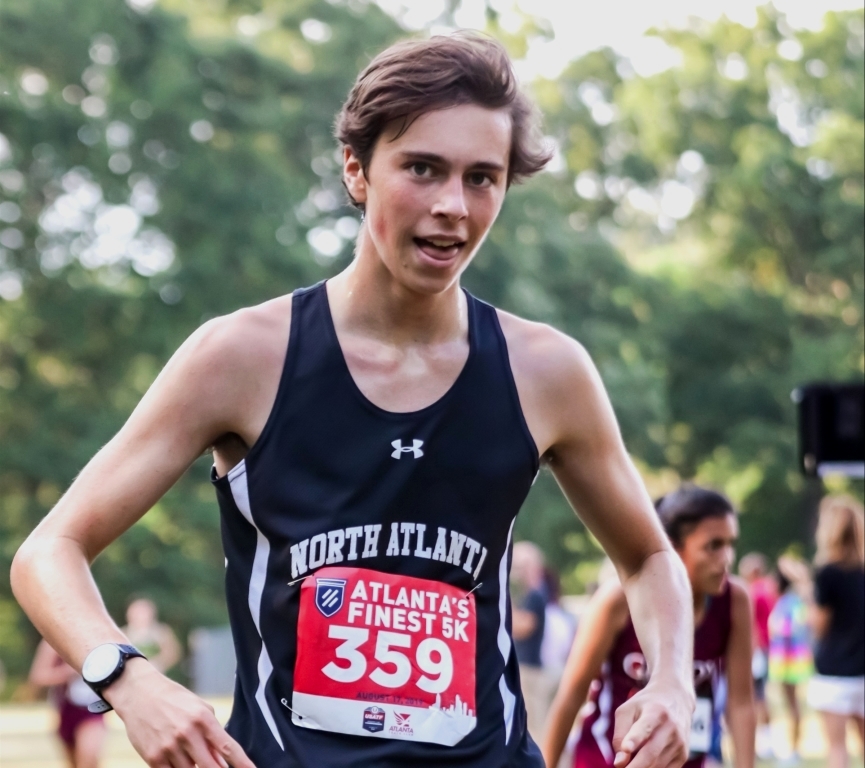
539, 566, 579, 768
768, 555, 813, 763
739, 551, 777, 759
511, 540, 553, 739
806, 495, 865, 768
122, 596, 181, 675
29, 639, 105, 768
540, 566, 577, 677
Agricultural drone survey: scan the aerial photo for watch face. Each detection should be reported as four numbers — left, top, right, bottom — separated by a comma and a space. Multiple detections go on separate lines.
82, 644, 122, 685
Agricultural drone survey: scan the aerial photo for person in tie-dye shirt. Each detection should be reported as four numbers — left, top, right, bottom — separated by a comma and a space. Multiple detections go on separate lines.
768, 555, 813, 761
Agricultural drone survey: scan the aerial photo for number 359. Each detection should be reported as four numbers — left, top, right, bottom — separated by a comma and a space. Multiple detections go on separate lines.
322, 625, 453, 694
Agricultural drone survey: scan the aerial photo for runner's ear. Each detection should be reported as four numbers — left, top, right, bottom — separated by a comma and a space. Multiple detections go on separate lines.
343, 147, 368, 207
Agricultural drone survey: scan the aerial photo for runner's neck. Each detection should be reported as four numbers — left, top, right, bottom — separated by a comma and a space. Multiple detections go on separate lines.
327, 256, 468, 347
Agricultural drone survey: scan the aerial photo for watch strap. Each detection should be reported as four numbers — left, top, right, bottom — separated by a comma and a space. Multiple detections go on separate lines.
116, 644, 146, 663
85, 643, 147, 713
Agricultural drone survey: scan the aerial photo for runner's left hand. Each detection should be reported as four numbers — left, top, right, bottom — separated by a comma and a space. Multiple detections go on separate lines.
612, 679, 692, 768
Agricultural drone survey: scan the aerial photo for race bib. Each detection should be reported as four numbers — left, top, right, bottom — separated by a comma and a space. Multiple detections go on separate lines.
689, 697, 712, 755
292, 567, 477, 746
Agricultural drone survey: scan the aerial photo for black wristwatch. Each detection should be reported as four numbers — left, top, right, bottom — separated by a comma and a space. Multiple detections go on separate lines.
82, 643, 146, 713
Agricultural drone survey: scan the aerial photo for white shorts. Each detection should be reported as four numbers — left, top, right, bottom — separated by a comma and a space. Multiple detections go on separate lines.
807, 674, 865, 717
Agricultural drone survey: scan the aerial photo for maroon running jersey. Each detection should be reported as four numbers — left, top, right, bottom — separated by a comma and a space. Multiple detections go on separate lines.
573, 582, 732, 768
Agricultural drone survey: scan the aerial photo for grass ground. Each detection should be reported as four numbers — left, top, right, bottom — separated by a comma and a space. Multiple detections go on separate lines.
0, 698, 234, 768
1, 697, 862, 767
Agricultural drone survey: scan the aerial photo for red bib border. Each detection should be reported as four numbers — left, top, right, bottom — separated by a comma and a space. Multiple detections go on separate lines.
292, 567, 477, 745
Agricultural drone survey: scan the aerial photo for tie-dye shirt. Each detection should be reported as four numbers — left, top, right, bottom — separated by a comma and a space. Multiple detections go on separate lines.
768, 591, 812, 684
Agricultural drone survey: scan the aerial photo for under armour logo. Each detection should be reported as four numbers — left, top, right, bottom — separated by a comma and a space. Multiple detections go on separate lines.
391, 439, 424, 459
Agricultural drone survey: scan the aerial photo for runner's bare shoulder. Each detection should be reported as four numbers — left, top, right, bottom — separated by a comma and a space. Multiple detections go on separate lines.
496, 310, 594, 386
152, 293, 293, 448
495, 309, 605, 454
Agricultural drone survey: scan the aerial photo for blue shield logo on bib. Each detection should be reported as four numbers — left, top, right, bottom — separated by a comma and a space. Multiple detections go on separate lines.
315, 578, 346, 618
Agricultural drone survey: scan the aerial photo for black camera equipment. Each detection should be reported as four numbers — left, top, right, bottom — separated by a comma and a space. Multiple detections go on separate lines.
793, 382, 864, 478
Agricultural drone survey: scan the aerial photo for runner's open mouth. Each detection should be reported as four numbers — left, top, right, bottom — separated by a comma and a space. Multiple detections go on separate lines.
414, 238, 466, 253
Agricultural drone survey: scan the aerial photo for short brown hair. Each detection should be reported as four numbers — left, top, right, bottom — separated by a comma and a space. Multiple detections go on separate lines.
335, 32, 551, 200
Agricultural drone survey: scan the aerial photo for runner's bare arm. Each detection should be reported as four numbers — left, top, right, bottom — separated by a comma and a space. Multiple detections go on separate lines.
725, 578, 756, 768
542, 583, 629, 768
11, 297, 291, 768
501, 314, 693, 768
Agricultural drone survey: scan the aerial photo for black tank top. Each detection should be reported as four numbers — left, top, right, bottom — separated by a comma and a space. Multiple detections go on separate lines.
212, 282, 543, 767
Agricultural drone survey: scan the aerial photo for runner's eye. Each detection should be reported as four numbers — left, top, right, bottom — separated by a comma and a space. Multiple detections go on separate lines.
467, 171, 493, 187
409, 162, 431, 177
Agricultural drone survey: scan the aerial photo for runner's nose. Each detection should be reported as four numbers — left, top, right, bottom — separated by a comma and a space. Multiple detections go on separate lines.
430, 175, 468, 221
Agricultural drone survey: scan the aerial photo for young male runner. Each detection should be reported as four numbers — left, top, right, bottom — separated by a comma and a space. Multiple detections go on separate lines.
12, 34, 695, 768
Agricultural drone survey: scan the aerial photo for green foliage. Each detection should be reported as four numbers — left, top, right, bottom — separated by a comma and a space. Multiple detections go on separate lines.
510, 5, 864, 572
0, 0, 402, 684
0, 0, 862, 688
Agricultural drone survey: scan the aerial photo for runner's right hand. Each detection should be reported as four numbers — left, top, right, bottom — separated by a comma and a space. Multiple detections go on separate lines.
612, 677, 691, 768
103, 658, 256, 768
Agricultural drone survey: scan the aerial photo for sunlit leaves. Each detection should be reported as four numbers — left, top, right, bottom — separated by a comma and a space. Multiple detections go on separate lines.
0, 0, 404, 684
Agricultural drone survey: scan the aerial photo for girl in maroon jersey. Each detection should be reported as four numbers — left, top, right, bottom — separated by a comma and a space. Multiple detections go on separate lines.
543, 486, 756, 768
29, 639, 106, 768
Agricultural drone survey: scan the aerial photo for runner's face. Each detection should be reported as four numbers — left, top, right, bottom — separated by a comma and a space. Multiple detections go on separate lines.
676, 514, 738, 597
344, 104, 511, 294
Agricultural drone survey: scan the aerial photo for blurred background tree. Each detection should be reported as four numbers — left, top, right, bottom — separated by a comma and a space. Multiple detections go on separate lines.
0, 0, 862, 691
508, 5, 864, 576
0, 0, 403, 686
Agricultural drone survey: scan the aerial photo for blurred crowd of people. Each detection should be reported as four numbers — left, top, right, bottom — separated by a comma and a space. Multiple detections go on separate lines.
740, 494, 865, 768
515, 491, 864, 768
20, 493, 863, 768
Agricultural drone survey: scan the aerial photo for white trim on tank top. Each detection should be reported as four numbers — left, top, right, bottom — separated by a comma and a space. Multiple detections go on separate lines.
228, 460, 285, 750
497, 518, 517, 743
